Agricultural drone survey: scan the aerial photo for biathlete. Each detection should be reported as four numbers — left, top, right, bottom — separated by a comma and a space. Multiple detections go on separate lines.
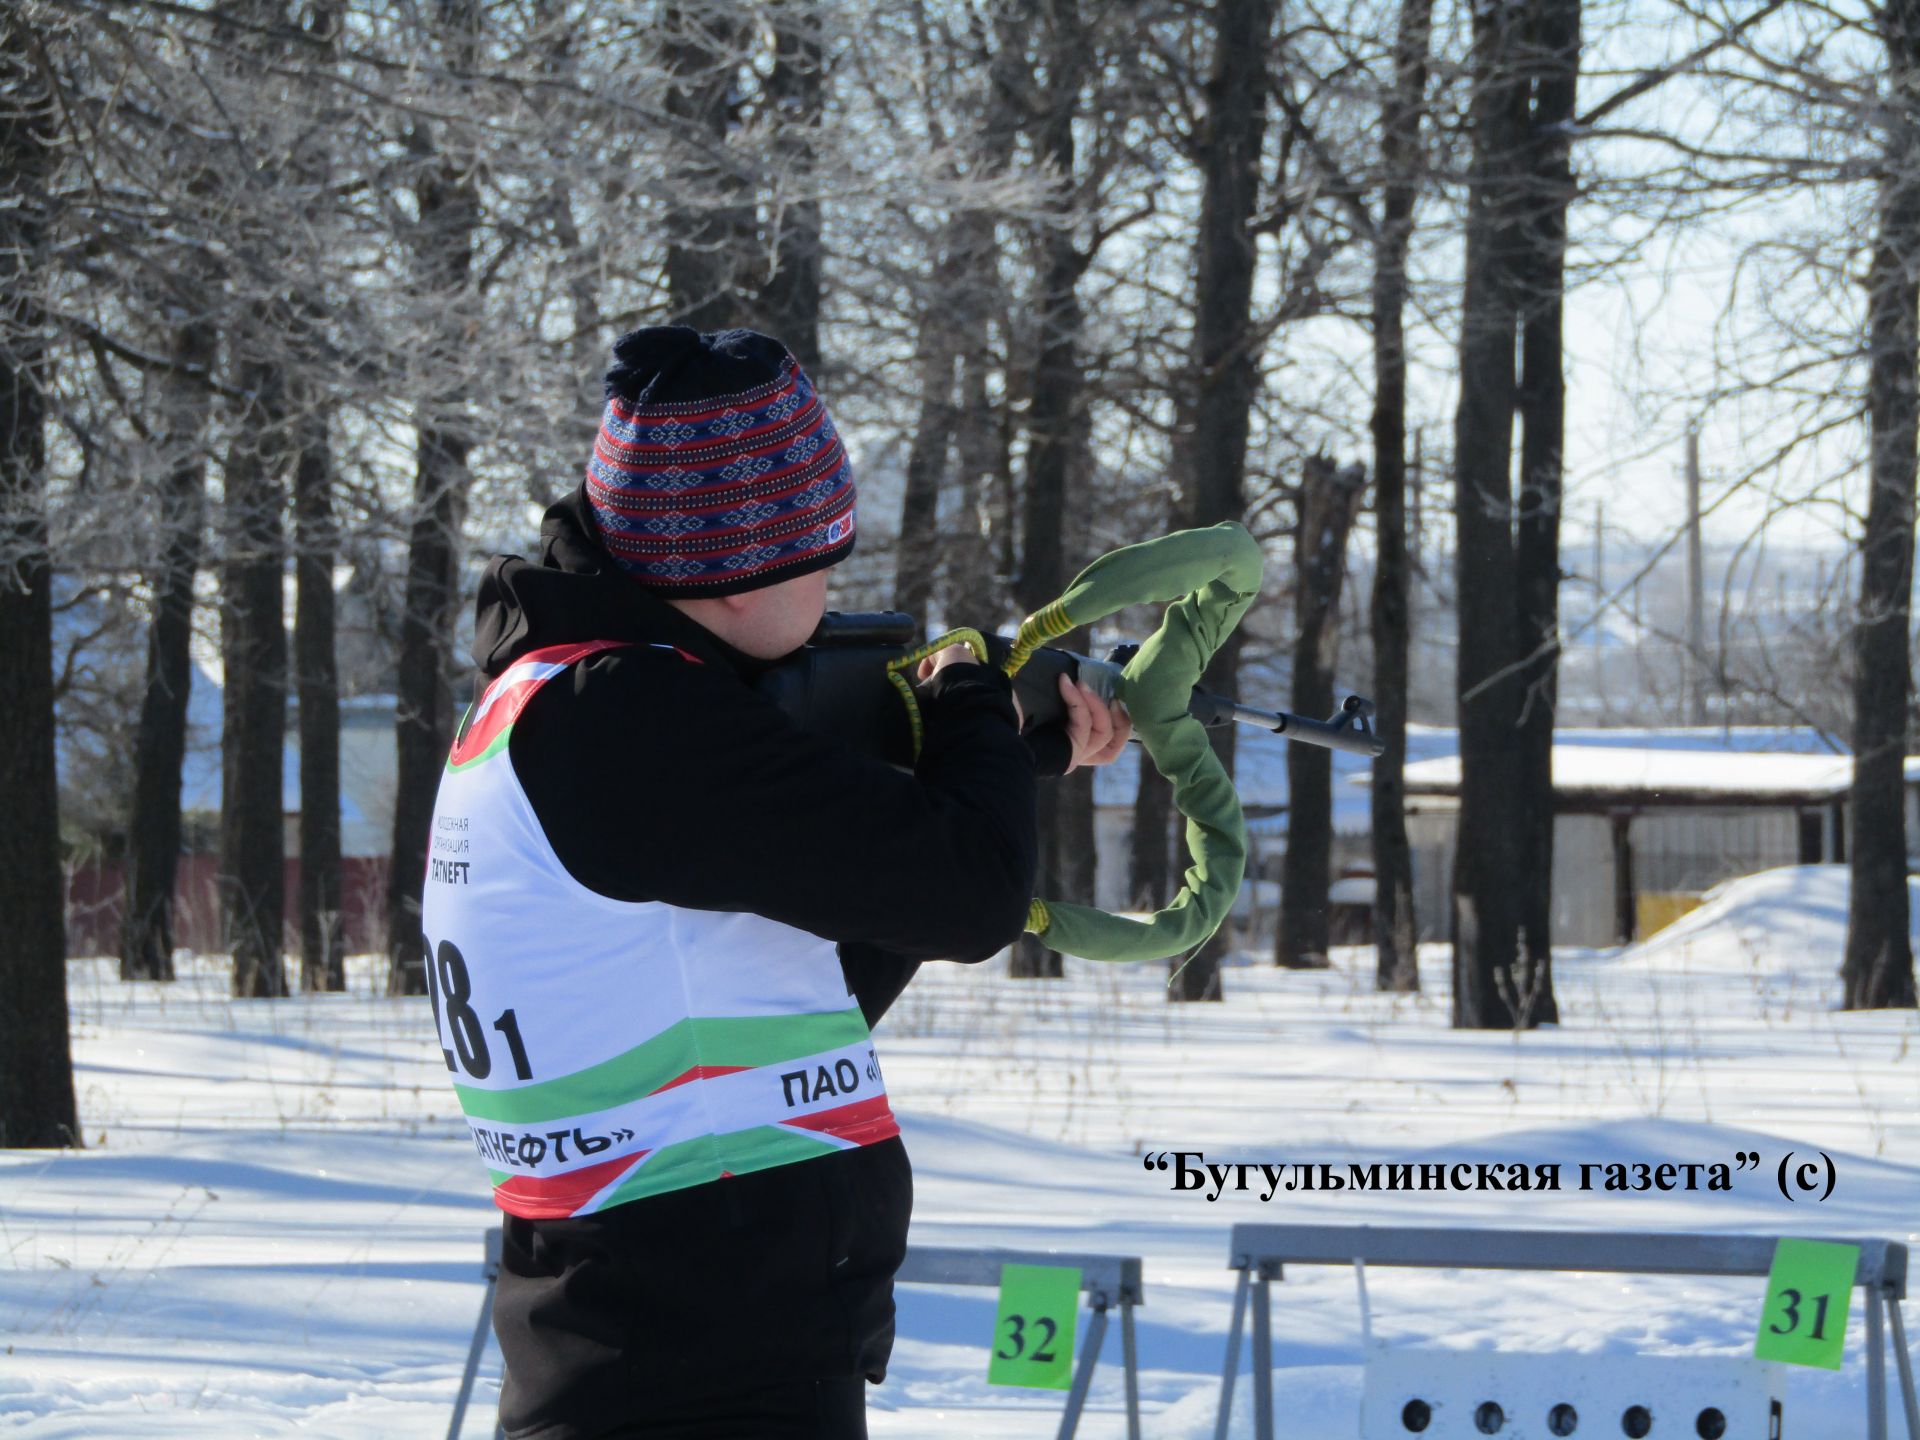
420, 325, 1129, 1439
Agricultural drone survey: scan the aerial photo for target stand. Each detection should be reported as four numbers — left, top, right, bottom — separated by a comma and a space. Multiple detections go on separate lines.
1213, 1223, 1918, 1440
448, 1228, 505, 1440
895, 1245, 1145, 1440
449, 1232, 1145, 1440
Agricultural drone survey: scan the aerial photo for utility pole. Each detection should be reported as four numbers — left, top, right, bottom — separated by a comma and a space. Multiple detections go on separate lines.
1409, 429, 1424, 575
1594, 501, 1605, 719
1686, 427, 1707, 725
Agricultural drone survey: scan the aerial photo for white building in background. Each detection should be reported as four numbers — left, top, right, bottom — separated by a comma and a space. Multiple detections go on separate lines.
181, 692, 399, 860
1397, 740, 1855, 948
1088, 725, 1904, 951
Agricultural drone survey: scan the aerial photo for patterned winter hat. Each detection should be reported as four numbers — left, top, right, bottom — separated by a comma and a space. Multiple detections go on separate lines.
585, 326, 857, 597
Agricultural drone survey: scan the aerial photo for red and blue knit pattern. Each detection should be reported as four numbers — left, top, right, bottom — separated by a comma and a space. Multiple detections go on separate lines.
585, 355, 857, 595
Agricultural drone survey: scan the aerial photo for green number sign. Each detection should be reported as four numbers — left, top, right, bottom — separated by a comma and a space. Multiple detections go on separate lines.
1755, 1237, 1858, 1370
987, 1263, 1081, 1390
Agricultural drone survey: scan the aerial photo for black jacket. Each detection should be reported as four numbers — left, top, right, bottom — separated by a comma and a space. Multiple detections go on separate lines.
475, 488, 1043, 1438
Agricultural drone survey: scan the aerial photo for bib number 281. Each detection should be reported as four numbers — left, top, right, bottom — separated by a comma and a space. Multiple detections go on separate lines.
423, 937, 533, 1081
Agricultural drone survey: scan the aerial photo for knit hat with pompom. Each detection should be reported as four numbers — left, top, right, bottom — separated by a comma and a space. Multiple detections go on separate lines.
583, 326, 856, 596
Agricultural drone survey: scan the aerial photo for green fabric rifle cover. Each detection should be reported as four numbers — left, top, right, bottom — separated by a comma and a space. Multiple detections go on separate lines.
1032, 521, 1263, 963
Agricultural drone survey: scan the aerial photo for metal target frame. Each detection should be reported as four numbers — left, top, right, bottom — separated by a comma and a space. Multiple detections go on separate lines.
449, 1232, 1145, 1440
1213, 1223, 1918, 1440
895, 1245, 1145, 1440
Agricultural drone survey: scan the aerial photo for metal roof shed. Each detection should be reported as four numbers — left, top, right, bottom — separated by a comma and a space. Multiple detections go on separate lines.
1397, 746, 1854, 947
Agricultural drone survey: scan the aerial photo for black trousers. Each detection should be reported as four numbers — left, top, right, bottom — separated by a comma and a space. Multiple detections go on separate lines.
495, 1144, 911, 1440
594, 1376, 869, 1439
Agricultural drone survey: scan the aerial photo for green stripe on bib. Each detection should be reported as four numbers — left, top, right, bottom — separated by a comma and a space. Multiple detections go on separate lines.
446, 723, 514, 773
594, 1124, 844, 1209
452, 1006, 872, 1124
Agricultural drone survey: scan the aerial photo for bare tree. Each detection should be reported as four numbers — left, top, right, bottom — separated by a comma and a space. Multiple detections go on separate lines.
1368, 0, 1435, 994
1, 1, 80, 1146
1449, 0, 1528, 1030
122, 295, 215, 983
293, 373, 344, 992
387, 0, 484, 997
1449, 0, 1577, 1030
891, 0, 1032, 634
220, 317, 291, 1000
1845, 0, 1920, 1011
1010, 0, 1095, 981
1508, 0, 1579, 1027
1168, 0, 1275, 1001
1276, 456, 1366, 968
894, 237, 966, 631
662, 2, 754, 331
294, 3, 345, 993
755, 0, 825, 371
946, 0, 1031, 622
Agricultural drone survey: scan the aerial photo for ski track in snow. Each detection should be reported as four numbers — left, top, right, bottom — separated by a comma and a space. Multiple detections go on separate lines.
2, 865, 1916, 1436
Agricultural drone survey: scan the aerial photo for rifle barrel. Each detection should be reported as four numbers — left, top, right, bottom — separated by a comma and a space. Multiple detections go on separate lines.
1193, 691, 1384, 757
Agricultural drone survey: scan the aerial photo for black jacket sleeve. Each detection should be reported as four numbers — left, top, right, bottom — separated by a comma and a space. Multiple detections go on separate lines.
511, 649, 1038, 964
1024, 723, 1073, 779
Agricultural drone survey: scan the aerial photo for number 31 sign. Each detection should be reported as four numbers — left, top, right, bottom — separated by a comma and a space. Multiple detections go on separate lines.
989, 1263, 1082, 1390
1755, 1237, 1859, 1370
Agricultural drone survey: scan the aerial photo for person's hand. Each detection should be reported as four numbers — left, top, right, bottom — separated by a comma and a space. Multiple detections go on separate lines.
917, 642, 1024, 727
916, 642, 978, 682
1056, 673, 1132, 773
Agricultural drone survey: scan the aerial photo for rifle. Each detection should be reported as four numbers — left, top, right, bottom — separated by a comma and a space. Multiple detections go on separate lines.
743, 521, 1375, 964
758, 610, 1384, 769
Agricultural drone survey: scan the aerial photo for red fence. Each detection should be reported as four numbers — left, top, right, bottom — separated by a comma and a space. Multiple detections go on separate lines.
64, 855, 392, 961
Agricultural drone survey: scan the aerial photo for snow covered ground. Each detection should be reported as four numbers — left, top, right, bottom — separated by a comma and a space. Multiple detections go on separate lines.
3, 864, 1917, 1436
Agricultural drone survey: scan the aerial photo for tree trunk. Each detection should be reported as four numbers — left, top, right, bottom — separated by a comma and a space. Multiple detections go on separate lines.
1368, 0, 1434, 994
1129, 759, 1174, 911
1449, 0, 1532, 1029
1009, 0, 1091, 982
1009, 264, 1088, 984
388, 428, 468, 995
1057, 623, 1099, 909
1171, 0, 1275, 1002
220, 337, 290, 1000
1022, 646, 1098, 952
756, 0, 824, 373
122, 307, 215, 983
1276, 457, 1366, 968
945, 5, 1028, 622
662, 2, 751, 332
531, 0, 602, 432
1061, 770, 1098, 907
893, 239, 963, 634
294, 386, 343, 992
951, 324, 1006, 618
388, 0, 481, 996
289, 7, 344, 992
549, 188, 603, 432
1843, 0, 1920, 1012
897, 0, 1033, 632
0, 9, 79, 1146
1508, 0, 1580, 1027
1443, 0, 1536, 1029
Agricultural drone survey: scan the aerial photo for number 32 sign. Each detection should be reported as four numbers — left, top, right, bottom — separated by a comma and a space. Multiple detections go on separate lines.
1755, 1237, 1858, 1370
989, 1263, 1081, 1390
